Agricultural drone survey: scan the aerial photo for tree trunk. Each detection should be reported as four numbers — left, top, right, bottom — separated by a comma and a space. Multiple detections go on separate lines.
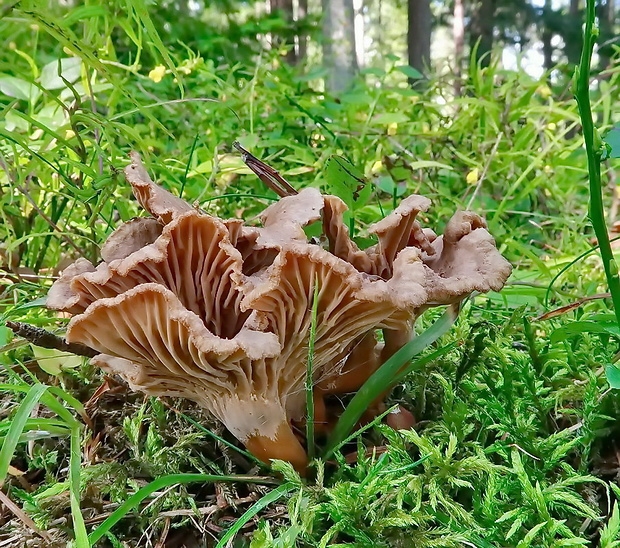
453, 0, 465, 94
599, 0, 616, 68
564, 0, 582, 65
407, 0, 432, 77
469, 0, 496, 67
297, 0, 308, 62
322, 0, 358, 92
270, 0, 297, 64
542, 0, 553, 70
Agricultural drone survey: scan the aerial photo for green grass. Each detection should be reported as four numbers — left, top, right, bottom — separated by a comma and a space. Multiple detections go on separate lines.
574, 0, 620, 327
0, 0, 620, 546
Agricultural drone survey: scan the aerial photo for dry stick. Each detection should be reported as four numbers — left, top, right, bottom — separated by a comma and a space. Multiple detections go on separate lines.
5, 321, 98, 358
233, 141, 298, 197
154, 517, 171, 548
534, 292, 612, 321
0, 489, 53, 543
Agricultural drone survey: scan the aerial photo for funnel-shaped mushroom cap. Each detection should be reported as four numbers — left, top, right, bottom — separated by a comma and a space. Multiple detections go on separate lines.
231, 188, 325, 276
100, 217, 163, 263
422, 211, 513, 302
125, 152, 193, 223
321, 192, 511, 301
257, 187, 323, 247
47, 152, 511, 472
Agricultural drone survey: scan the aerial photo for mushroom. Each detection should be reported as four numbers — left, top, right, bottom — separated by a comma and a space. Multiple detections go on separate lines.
314, 192, 512, 407
47, 153, 511, 472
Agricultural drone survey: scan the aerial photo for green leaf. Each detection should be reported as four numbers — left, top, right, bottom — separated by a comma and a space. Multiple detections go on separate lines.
549, 320, 620, 344
89, 474, 279, 544
407, 160, 455, 171
216, 483, 294, 548
606, 364, 620, 389
324, 156, 372, 211
360, 67, 386, 77
0, 75, 39, 101
31, 346, 83, 376
126, 0, 183, 95
374, 112, 409, 125
62, 4, 108, 25
324, 306, 459, 458
69, 423, 88, 547
375, 175, 405, 196
604, 125, 620, 159
305, 280, 320, 461
11, 297, 48, 312
39, 57, 82, 90
395, 65, 423, 80
600, 502, 620, 547
0, 384, 49, 486
0, 326, 10, 347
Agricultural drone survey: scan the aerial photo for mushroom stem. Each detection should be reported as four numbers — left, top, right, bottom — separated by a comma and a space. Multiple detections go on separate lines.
362, 327, 414, 424
245, 420, 308, 475
318, 332, 379, 395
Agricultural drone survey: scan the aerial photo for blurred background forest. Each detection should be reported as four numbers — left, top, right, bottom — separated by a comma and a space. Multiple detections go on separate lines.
121, 0, 619, 90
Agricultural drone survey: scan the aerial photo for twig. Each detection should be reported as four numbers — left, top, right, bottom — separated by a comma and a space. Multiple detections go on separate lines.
534, 293, 611, 321
0, 489, 53, 543
5, 321, 98, 358
233, 141, 298, 197
154, 517, 171, 548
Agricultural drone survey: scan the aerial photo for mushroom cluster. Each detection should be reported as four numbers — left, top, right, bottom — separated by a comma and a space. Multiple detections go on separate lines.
48, 153, 511, 473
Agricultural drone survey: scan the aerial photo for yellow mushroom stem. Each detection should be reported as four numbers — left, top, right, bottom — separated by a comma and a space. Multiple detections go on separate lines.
245, 421, 309, 475
362, 327, 414, 423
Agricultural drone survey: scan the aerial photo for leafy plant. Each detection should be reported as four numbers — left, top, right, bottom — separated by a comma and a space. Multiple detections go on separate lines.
574, 0, 620, 328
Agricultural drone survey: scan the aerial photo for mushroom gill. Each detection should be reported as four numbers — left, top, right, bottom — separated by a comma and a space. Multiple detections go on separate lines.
47, 153, 511, 472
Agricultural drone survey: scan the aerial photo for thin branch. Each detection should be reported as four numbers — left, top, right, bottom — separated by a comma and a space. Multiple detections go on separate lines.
5, 321, 98, 358
0, 489, 53, 543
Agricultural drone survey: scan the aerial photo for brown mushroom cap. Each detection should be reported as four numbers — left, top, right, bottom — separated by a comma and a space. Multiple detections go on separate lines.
124, 151, 193, 223
47, 152, 512, 471
100, 217, 163, 263
256, 187, 323, 247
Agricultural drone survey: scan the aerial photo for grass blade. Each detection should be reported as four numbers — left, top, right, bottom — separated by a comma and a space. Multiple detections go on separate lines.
0, 383, 86, 544
179, 133, 200, 199
323, 305, 459, 458
215, 483, 294, 548
0, 383, 48, 486
306, 279, 320, 461
69, 423, 88, 547
159, 400, 265, 467
574, 0, 620, 327
326, 404, 399, 460
88, 473, 280, 544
